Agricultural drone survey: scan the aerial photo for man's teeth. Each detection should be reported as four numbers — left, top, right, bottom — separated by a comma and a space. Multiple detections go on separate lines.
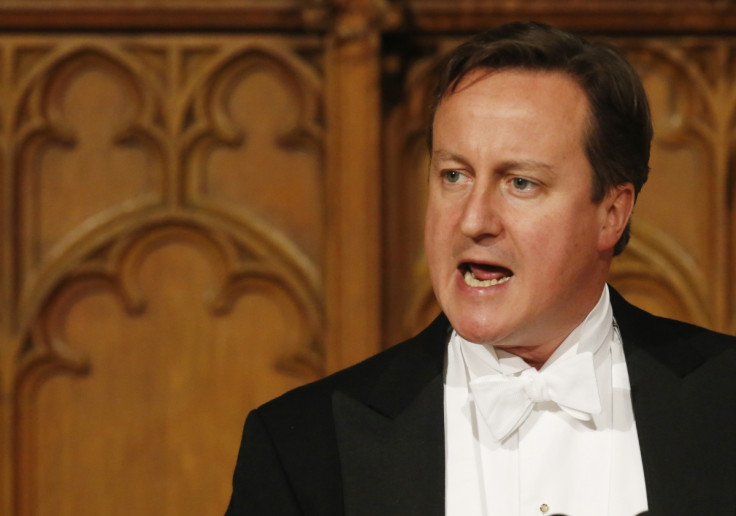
463, 269, 511, 287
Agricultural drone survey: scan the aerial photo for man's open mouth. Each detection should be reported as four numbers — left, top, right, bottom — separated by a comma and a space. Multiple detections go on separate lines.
461, 263, 513, 287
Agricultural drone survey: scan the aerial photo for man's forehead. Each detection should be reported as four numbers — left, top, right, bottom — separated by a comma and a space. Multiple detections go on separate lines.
433, 68, 592, 149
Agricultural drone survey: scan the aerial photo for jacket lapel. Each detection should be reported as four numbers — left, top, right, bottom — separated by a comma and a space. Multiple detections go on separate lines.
612, 288, 736, 514
332, 315, 448, 516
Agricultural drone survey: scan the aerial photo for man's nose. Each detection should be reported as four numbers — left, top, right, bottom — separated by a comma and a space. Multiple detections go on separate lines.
458, 184, 503, 240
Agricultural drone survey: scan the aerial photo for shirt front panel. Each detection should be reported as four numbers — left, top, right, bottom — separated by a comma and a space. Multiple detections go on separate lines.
444, 286, 648, 516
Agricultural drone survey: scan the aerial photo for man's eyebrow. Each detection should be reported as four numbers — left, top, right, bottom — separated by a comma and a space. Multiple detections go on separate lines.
430, 149, 469, 164
430, 152, 556, 175
498, 159, 556, 174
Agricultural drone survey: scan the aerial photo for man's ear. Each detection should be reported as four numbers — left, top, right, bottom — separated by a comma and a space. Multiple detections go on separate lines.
598, 183, 635, 252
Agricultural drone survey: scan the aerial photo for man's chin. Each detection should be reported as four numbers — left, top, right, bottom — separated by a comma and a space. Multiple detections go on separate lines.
450, 319, 509, 347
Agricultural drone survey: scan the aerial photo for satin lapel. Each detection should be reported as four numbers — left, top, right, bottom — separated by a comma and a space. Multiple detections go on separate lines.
620, 332, 690, 514
612, 288, 736, 514
332, 316, 448, 516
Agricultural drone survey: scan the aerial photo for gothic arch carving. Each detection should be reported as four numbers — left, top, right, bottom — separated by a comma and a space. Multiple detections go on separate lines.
14, 45, 165, 327
14, 219, 324, 515
610, 221, 711, 327
183, 42, 325, 263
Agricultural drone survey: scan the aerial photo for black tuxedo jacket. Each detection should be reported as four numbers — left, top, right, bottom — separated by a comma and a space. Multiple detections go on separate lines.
226, 288, 736, 515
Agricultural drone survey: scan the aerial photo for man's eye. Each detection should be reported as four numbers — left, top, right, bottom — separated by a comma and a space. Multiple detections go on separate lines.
445, 170, 462, 183
512, 177, 534, 190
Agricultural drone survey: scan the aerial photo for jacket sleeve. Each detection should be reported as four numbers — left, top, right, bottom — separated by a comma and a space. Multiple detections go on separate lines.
225, 409, 303, 515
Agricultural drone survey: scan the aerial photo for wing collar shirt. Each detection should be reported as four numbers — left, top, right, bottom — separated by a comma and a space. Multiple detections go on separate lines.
444, 285, 648, 516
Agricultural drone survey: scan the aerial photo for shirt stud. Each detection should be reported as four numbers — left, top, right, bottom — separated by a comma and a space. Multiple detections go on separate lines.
540, 504, 549, 514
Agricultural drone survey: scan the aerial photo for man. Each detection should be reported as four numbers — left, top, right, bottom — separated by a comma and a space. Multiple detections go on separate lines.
226, 22, 736, 515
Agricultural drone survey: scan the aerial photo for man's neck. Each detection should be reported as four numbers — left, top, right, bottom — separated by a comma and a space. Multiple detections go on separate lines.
496, 285, 611, 369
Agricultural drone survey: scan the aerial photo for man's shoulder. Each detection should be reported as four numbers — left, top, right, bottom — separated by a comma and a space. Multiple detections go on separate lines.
255, 313, 450, 421
612, 287, 735, 340
610, 286, 736, 366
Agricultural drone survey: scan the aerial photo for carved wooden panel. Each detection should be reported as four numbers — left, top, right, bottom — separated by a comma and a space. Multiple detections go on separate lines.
3, 35, 328, 515
3, 0, 736, 32
608, 38, 736, 334
389, 0, 736, 33
382, 35, 736, 343
0, 1, 333, 31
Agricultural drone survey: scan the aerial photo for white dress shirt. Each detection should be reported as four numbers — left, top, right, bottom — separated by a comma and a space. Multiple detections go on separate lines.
445, 286, 648, 515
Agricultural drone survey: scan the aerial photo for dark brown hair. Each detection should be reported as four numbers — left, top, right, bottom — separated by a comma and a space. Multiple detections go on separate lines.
428, 22, 652, 255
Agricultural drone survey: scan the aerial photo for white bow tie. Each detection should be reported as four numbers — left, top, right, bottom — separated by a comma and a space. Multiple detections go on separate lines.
468, 352, 602, 442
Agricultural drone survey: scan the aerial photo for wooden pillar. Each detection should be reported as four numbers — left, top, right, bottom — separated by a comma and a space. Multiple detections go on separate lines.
324, 0, 385, 372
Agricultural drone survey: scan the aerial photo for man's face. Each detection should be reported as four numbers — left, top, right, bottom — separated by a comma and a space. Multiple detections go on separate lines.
425, 69, 623, 360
